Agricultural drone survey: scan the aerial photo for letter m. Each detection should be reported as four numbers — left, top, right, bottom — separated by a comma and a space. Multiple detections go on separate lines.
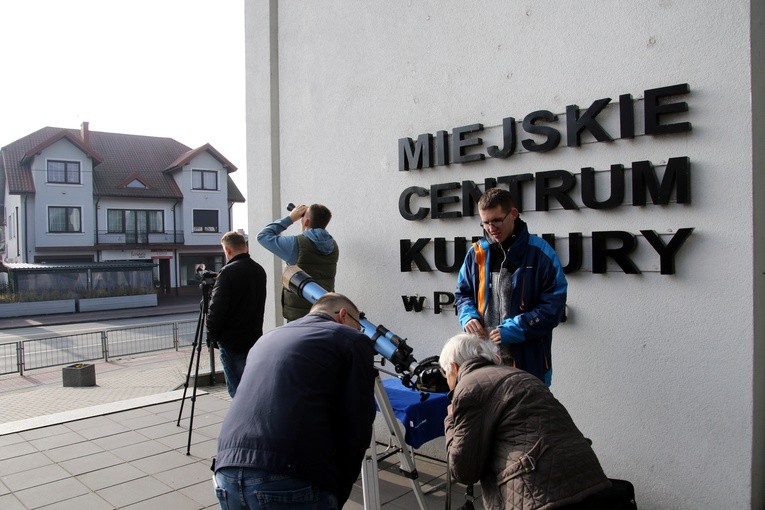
398, 133, 433, 171
632, 156, 691, 206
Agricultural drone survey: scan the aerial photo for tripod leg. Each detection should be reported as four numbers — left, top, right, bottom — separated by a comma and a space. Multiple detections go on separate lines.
185, 312, 206, 455
361, 424, 382, 510
177, 304, 205, 426
371, 376, 429, 510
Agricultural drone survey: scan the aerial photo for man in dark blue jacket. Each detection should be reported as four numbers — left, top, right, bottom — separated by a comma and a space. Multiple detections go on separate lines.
455, 188, 567, 386
213, 293, 377, 510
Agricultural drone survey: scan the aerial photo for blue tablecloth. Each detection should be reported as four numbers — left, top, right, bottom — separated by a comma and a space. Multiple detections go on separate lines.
380, 377, 449, 449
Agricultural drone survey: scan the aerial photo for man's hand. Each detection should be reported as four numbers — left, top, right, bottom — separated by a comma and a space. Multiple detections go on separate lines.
489, 328, 503, 346
289, 204, 308, 223
464, 318, 487, 337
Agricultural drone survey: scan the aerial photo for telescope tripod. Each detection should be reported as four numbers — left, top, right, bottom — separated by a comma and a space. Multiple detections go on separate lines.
176, 283, 217, 455
362, 374, 429, 510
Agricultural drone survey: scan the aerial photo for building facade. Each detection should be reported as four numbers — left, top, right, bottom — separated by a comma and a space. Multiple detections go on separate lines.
245, 2, 764, 509
0, 123, 244, 293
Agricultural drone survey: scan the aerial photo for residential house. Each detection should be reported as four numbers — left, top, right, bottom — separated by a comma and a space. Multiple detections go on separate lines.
0, 122, 244, 294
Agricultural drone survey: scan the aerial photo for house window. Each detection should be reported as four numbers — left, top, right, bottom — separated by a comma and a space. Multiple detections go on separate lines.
192, 169, 218, 190
193, 209, 219, 233
47, 160, 81, 184
49, 207, 81, 233
107, 209, 164, 233
126, 179, 147, 188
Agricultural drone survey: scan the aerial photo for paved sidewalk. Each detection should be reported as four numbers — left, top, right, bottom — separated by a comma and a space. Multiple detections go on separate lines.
0, 297, 473, 509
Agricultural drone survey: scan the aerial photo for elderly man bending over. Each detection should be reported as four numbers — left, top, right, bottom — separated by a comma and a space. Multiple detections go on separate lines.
440, 333, 613, 510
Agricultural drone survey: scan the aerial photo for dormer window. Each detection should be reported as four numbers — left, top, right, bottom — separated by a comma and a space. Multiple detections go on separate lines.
126, 178, 147, 189
192, 169, 218, 190
47, 160, 81, 184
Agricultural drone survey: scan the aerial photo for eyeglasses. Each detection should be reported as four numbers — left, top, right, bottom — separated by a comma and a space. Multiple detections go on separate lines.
335, 310, 363, 331
479, 212, 511, 229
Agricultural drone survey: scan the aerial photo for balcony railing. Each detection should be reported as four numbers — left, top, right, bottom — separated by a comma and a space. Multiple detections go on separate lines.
94, 230, 185, 245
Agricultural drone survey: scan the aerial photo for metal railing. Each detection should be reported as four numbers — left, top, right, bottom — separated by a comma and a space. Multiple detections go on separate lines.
0, 319, 199, 376
94, 230, 185, 245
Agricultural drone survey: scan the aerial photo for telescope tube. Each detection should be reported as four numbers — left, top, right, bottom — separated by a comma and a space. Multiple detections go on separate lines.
282, 266, 420, 377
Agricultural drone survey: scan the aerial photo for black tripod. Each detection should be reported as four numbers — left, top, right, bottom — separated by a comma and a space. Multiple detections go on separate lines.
176, 280, 216, 455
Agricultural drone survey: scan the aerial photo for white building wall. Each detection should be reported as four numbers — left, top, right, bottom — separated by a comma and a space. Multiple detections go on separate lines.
32, 140, 95, 249
246, 2, 763, 508
174, 153, 232, 245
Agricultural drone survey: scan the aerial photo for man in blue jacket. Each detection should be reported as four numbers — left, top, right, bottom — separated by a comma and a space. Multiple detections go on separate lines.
213, 293, 376, 510
257, 203, 339, 321
455, 188, 567, 386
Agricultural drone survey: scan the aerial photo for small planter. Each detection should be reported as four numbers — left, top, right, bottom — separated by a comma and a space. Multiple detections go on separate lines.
62, 363, 96, 387
0, 299, 76, 318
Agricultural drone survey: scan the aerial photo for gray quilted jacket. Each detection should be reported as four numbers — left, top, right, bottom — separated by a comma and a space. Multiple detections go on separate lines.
444, 358, 611, 509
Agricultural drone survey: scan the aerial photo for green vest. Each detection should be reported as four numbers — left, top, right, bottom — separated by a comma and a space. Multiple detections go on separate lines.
282, 234, 339, 320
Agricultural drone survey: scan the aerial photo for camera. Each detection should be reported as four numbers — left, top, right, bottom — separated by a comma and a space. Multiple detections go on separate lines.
195, 264, 218, 287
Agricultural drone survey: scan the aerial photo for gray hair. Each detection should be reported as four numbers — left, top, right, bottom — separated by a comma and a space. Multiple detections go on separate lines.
439, 333, 500, 376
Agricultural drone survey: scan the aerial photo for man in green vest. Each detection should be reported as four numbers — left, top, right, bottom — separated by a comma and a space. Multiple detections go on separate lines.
257, 203, 339, 321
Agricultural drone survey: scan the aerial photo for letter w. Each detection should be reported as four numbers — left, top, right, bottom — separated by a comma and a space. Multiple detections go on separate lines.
401, 295, 426, 312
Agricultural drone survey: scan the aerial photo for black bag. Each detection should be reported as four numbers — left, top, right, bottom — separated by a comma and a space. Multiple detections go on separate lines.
579, 479, 637, 509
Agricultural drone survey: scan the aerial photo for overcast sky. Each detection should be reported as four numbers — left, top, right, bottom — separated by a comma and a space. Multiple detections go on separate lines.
0, 0, 248, 231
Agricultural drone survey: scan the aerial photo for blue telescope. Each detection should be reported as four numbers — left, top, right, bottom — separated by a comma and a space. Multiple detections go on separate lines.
282, 266, 447, 392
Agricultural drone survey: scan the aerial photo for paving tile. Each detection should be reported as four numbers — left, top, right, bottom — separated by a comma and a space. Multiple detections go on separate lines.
177, 478, 219, 508
0, 451, 51, 476
96, 475, 173, 507
36, 492, 114, 510
154, 461, 214, 490
154, 429, 197, 450
0, 440, 37, 461
189, 419, 223, 440
27, 431, 87, 451
110, 438, 166, 462
130, 449, 197, 476
58, 450, 124, 476
115, 412, 169, 430
0, 493, 25, 510
42, 438, 105, 463
91, 429, 149, 450
1, 463, 71, 492
13, 477, 90, 509
187, 437, 218, 461
76, 462, 146, 491
0, 433, 26, 447
64, 417, 130, 439
121, 489, 202, 510
17, 424, 71, 441
136, 419, 192, 440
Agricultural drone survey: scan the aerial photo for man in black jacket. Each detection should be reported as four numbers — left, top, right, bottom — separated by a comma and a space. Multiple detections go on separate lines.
213, 293, 377, 509
206, 231, 267, 398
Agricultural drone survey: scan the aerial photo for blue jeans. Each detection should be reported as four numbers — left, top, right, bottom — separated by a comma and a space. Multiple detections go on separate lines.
218, 345, 248, 398
214, 467, 338, 510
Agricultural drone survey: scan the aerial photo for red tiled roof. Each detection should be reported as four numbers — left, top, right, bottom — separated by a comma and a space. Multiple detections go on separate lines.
1, 126, 244, 202
164, 143, 237, 173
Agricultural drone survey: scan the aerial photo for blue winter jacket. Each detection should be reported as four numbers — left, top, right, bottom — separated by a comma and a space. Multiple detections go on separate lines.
455, 220, 567, 385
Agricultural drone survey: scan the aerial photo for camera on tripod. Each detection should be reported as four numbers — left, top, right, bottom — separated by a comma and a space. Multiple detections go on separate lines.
195, 264, 218, 287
